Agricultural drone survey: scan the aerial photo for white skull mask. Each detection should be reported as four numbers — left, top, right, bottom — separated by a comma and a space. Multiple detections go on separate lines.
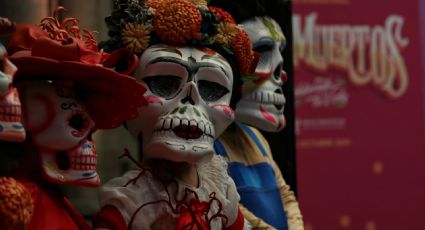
235, 16, 287, 132
0, 44, 25, 142
127, 45, 235, 163
18, 81, 98, 187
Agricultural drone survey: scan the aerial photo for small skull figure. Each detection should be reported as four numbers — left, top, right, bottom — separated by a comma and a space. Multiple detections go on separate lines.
0, 44, 25, 142
235, 16, 287, 132
17, 81, 98, 186
127, 45, 235, 163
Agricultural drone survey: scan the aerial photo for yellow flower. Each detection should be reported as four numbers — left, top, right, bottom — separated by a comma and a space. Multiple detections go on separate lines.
213, 22, 239, 47
190, 0, 207, 8
121, 22, 152, 53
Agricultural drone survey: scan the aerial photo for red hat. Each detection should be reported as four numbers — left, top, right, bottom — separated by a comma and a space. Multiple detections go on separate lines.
7, 9, 146, 129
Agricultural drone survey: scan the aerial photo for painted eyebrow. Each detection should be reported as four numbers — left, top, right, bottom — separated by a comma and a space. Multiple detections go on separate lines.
152, 48, 183, 57
148, 56, 230, 79
201, 54, 230, 68
253, 38, 275, 50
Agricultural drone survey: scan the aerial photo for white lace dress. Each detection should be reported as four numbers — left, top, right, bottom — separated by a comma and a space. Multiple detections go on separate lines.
98, 155, 242, 229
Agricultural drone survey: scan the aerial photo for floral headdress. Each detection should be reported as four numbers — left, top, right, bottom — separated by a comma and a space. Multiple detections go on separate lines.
101, 0, 258, 76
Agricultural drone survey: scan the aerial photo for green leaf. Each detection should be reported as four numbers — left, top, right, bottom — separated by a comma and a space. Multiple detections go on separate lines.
179, 106, 187, 114
241, 75, 259, 82
170, 107, 179, 114
193, 107, 201, 117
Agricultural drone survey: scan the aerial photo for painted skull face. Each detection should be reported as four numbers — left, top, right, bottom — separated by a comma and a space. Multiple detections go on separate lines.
127, 45, 234, 163
0, 44, 25, 142
236, 17, 287, 132
18, 81, 98, 187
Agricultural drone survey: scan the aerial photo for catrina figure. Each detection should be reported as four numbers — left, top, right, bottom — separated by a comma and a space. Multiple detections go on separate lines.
1, 8, 146, 230
210, 0, 304, 229
92, 0, 258, 229
0, 17, 34, 230
0, 17, 26, 169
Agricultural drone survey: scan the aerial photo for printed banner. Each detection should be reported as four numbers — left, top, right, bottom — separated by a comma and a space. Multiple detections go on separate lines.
293, 0, 425, 229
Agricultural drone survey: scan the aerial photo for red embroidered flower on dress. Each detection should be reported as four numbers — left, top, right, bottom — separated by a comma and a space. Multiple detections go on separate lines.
120, 149, 230, 230
177, 198, 210, 230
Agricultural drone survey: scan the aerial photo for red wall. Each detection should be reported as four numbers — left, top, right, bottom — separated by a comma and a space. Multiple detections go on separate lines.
293, 0, 425, 229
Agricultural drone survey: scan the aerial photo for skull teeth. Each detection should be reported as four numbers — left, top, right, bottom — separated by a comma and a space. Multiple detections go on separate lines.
70, 156, 97, 170
244, 91, 286, 106
68, 142, 97, 171
0, 105, 21, 122
156, 117, 214, 138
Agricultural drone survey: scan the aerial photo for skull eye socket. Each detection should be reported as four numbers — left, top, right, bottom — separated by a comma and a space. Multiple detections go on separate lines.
69, 114, 85, 131
143, 75, 181, 98
198, 80, 229, 102
254, 44, 273, 53
253, 38, 274, 53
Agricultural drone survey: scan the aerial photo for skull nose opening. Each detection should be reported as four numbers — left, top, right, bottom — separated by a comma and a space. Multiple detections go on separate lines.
181, 85, 195, 105
56, 151, 71, 170
181, 95, 195, 105
172, 125, 203, 139
69, 114, 85, 131
273, 63, 283, 81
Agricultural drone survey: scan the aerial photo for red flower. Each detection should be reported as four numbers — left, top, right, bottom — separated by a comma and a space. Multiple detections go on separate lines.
208, 7, 236, 24
177, 198, 210, 230
232, 30, 256, 76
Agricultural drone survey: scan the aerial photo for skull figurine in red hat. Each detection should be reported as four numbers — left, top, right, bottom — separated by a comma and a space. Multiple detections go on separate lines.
0, 17, 34, 230
1, 7, 146, 230
0, 45, 32, 230
0, 43, 25, 142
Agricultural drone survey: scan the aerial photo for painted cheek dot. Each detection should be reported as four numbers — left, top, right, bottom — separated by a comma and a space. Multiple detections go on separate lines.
305, 223, 314, 230
340, 215, 351, 228
365, 221, 377, 230
373, 161, 384, 175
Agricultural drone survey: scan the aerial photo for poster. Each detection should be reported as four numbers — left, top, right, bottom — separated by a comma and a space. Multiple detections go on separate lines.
293, 0, 425, 229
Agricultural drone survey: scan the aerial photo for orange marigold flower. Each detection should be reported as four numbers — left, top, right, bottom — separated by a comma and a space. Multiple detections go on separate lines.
146, 0, 165, 9
232, 30, 256, 76
213, 22, 239, 47
208, 6, 236, 24
0, 177, 34, 230
153, 0, 202, 45
121, 22, 152, 53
